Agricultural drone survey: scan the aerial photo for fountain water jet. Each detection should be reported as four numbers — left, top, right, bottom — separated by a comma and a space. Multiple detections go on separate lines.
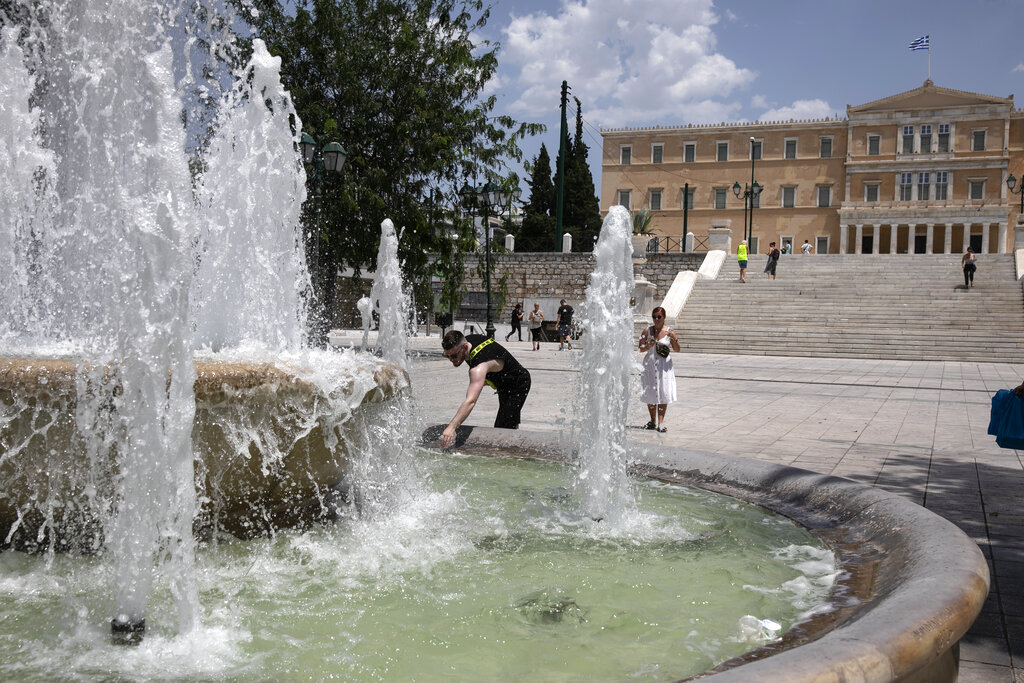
574, 205, 636, 522
0, 1, 409, 644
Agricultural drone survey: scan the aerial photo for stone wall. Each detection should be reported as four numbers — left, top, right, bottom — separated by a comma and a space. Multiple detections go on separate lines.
330, 251, 706, 327
457, 252, 704, 319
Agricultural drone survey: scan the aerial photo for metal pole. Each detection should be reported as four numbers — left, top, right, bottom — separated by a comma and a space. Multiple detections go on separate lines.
484, 202, 494, 339
555, 81, 569, 251
749, 139, 756, 249
682, 182, 689, 251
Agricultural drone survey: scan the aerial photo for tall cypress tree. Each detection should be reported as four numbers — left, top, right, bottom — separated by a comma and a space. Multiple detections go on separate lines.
563, 98, 602, 250
518, 143, 555, 251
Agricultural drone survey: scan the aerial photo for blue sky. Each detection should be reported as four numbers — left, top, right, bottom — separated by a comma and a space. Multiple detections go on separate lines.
476, 0, 1024, 201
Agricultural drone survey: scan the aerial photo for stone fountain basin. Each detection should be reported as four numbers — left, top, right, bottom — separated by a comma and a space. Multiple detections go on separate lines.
0, 356, 409, 550
430, 425, 989, 683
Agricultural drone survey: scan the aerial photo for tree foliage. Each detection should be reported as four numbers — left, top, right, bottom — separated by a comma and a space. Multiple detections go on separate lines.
237, 0, 543, 342
517, 143, 555, 251
545, 97, 601, 252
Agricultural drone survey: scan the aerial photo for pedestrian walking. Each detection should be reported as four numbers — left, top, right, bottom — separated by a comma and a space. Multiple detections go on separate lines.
801, 239, 813, 255
737, 240, 748, 282
505, 303, 523, 342
528, 302, 544, 350
764, 242, 780, 280
962, 248, 977, 288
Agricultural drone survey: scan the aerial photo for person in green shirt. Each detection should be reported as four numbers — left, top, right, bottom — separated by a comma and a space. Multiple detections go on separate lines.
737, 240, 748, 283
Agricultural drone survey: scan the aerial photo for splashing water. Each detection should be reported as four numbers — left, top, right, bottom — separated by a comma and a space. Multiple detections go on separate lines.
5, 1, 203, 633
574, 206, 637, 522
191, 40, 309, 353
368, 219, 410, 370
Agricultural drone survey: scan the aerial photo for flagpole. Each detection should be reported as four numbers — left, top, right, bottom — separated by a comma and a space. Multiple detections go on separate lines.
928, 43, 931, 80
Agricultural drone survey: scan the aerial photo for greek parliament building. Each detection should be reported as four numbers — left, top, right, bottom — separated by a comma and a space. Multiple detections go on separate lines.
600, 80, 1024, 255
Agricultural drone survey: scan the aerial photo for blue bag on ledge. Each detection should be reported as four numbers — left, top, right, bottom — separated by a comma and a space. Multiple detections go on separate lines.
989, 389, 1024, 450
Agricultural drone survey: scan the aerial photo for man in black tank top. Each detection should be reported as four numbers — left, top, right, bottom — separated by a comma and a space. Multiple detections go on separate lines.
439, 330, 532, 447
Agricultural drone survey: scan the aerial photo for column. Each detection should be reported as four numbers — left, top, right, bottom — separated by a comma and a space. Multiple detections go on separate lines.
840, 224, 848, 254
943, 224, 952, 254
889, 223, 898, 254
855, 224, 863, 254
998, 222, 1008, 253
908, 225, 916, 254
981, 224, 990, 254
925, 223, 934, 254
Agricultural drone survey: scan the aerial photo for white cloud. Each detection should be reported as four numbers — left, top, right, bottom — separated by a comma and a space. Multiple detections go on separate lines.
1014, 62, 1024, 73
757, 99, 834, 123
751, 94, 768, 109
498, 0, 754, 126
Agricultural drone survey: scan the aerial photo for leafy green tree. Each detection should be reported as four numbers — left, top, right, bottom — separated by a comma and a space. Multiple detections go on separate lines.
238, 0, 543, 345
517, 143, 555, 251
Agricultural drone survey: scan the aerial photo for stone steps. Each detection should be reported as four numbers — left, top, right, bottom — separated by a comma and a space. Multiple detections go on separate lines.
669, 253, 1024, 362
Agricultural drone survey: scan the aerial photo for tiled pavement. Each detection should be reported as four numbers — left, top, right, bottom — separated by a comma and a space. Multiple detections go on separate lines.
401, 334, 1024, 682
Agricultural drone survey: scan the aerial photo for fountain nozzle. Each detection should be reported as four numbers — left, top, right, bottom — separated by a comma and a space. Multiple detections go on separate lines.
110, 615, 145, 645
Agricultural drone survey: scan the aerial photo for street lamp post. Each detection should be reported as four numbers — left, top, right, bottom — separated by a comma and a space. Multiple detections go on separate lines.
732, 137, 763, 248
1007, 173, 1024, 216
461, 181, 519, 340
299, 132, 347, 346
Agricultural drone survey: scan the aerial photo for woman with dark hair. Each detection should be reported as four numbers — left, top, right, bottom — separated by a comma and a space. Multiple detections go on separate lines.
638, 306, 680, 432
505, 302, 524, 341
962, 248, 977, 288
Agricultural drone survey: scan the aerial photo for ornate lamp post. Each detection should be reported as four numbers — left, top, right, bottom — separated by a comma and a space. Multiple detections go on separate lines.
1007, 173, 1024, 216
460, 180, 520, 339
732, 180, 763, 246
299, 133, 347, 345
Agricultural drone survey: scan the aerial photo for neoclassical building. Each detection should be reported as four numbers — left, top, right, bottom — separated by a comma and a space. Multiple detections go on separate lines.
600, 81, 1023, 254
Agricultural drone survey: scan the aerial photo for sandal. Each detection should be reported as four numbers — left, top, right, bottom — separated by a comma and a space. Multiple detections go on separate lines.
657, 425, 667, 433
644, 421, 656, 430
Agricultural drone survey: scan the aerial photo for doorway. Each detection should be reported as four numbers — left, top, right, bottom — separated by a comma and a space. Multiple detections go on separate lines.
861, 233, 873, 254
914, 235, 927, 254
969, 233, 983, 253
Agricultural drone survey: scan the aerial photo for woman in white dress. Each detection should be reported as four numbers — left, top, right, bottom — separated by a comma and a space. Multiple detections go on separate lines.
638, 306, 680, 432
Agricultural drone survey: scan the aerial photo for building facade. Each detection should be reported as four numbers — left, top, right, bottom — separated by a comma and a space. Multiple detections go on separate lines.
600, 81, 1024, 254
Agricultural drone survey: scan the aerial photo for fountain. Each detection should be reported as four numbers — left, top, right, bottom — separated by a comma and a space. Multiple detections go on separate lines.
0, 0, 407, 644
0, 1, 988, 679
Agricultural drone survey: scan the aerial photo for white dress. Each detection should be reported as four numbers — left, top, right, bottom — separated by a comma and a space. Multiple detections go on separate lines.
640, 326, 677, 405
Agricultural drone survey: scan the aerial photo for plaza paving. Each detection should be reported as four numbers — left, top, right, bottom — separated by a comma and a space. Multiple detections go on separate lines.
400, 333, 1024, 682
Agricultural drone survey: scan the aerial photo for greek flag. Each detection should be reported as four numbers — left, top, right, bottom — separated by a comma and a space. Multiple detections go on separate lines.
908, 35, 929, 51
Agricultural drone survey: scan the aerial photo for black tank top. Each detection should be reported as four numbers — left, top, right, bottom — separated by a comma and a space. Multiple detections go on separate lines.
465, 335, 529, 392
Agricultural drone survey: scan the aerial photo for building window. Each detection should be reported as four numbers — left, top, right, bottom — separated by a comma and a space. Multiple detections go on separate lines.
899, 172, 913, 201
717, 142, 729, 162
650, 189, 662, 211
784, 138, 797, 159
782, 187, 795, 208
651, 144, 663, 164
684, 142, 696, 163
938, 124, 950, 152
817, 186, 831, 208
714, 188, 727, 209
682, 187, 694, 209
902, 125, 914, 154
917, 172, 930, 201
751, 140, 762, 161
919, 125, 932, 153
617, 190, 631, 208
969, 180, 984, 200
867, 135, 880, 155
819, 137, 832, 158
620, 146, 632, 165
935, 171, 948, 200
865, 184, 880, 202
972, 130, 986, 151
